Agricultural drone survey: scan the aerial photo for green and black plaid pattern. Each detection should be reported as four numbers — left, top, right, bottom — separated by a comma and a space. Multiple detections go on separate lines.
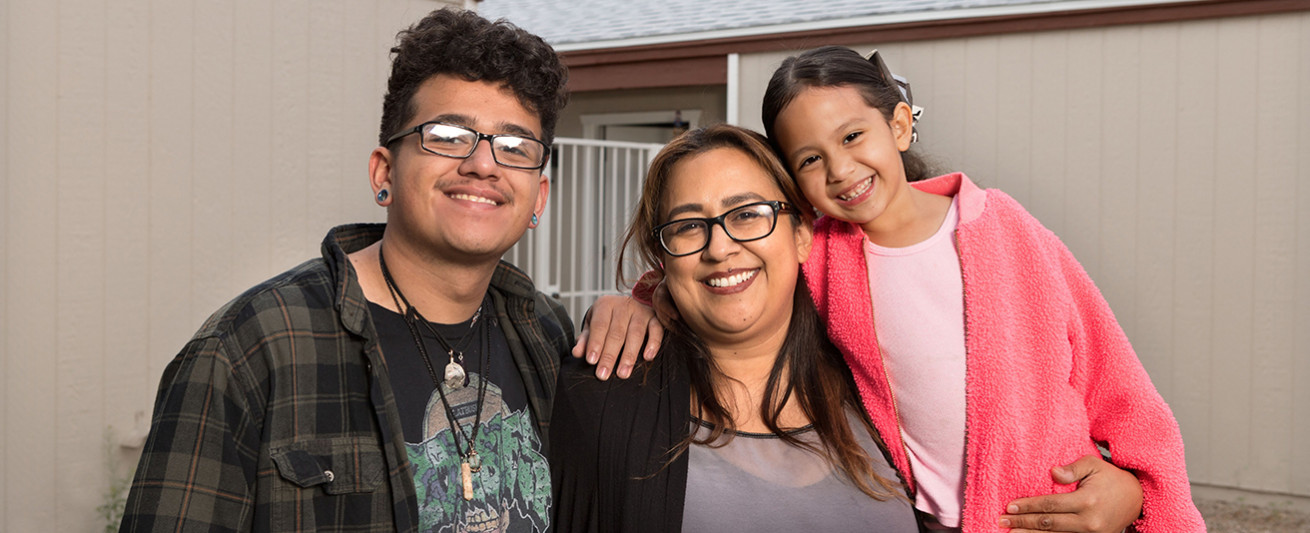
121, 224, 573, 532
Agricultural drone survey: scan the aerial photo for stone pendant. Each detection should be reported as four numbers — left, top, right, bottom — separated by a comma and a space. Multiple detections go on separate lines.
461, 461, 473, 500
444, 359, 466, 389
467, 450, 482, 472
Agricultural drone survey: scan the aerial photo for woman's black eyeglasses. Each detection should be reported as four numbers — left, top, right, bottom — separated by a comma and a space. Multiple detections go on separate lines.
653, 201, 793, 256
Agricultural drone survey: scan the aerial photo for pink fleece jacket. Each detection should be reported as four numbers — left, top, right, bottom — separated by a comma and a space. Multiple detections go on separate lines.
804, 173, 1204, 532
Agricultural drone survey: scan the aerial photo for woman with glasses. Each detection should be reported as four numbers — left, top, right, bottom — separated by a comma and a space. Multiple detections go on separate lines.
549, 125, 917, 532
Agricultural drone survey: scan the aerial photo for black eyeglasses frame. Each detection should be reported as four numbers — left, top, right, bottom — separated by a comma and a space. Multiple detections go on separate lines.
652, 200, 794, 257
384, 121, 549, 170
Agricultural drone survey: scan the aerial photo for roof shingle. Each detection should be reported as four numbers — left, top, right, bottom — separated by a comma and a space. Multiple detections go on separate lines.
479, 0, 1082, 46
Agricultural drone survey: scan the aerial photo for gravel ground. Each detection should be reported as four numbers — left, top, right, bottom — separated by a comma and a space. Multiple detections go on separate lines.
1196, 498, 1310, 532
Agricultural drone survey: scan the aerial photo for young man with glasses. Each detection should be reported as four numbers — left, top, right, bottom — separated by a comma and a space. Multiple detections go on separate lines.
120, 8, 654, 532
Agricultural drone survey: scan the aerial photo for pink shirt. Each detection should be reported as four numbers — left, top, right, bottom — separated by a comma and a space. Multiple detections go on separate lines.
807, 173, 1203, 531
864, 197, 965, 528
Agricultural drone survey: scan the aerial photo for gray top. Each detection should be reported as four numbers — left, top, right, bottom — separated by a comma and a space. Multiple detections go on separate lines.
682, 412, 918, 532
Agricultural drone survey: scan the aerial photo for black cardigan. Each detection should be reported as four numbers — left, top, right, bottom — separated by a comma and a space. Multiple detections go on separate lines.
550, 351, 692, 532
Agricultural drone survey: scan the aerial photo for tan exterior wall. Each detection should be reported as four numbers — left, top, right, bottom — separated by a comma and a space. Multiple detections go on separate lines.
738, 11, 1310, 499
1, 0, 463, 529
557, 85, 728, 138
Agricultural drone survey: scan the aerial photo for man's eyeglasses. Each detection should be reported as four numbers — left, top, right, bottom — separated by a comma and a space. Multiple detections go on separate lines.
385, 122, 549, 170
653, 201, 793, 257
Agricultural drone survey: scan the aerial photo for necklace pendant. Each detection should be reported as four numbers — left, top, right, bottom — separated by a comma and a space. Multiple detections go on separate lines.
467, 450, 482, 472
444, 360, 466, 389
461, 460, 474, 500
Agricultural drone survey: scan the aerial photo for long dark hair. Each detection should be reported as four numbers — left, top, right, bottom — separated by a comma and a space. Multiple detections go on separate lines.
618, 124, 899, 500
761, 45, 934, 182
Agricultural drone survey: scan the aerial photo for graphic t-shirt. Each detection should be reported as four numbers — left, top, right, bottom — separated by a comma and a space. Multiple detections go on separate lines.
371, 302, 551, 533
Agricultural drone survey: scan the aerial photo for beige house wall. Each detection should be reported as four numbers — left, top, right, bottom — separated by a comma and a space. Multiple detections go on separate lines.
738, 11, 1309, 500
557, 85, 728, 138
1, 0, 463, 529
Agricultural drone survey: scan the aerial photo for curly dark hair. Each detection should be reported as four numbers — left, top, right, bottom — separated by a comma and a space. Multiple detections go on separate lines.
378, 8, 569, 147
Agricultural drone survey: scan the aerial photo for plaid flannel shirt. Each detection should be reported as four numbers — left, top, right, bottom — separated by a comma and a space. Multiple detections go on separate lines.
120, 224, 574, 532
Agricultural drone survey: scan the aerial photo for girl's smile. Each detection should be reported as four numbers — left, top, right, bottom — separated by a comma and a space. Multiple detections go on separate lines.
836, 176, 875, 204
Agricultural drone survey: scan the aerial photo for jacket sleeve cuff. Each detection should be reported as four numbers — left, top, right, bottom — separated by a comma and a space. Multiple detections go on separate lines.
631, 270, 661, 306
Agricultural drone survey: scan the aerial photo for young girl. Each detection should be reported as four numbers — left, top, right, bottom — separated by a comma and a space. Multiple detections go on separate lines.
758, 46, 1204, 532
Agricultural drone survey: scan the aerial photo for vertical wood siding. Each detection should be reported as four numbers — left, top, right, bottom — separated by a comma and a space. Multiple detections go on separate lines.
739, 11, 1310, 499
0, 0, 8, 521
6, 0, 60, 529
2, 0, 459, 529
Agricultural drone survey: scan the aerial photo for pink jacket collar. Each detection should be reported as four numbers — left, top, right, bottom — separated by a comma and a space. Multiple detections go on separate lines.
909, 172, 985, 226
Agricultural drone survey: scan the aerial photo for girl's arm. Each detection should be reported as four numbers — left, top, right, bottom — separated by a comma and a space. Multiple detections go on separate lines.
1057, 240, 1206, 532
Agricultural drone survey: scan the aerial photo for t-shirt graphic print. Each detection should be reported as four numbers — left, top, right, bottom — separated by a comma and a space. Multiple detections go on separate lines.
408, 373, 550, 533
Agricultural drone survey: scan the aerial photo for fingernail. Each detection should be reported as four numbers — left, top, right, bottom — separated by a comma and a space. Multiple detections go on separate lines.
618, 364, 632, 379
644, 346, 657, 360
587, 351, 598, 364
597, 366, 610, 380
999, 518, 1011, 527
1007, 504, 1019, 514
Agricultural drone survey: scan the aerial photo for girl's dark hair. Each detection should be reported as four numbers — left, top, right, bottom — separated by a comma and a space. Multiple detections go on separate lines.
618, 124, 900, 501
761, 45, 933, 182
379, 8, 569, 147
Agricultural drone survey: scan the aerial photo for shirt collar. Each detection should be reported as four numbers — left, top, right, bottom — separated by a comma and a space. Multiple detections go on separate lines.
320, 223, 542, 329
321, 223, 385, 335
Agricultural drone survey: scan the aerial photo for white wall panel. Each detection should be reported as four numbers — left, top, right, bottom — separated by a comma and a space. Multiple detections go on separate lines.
1295, 11, 1310, 499
1171, 20, 1218, 483
1063, 30, 1103, 279
1249, 14, 1300, 494
1028, 31, 1069, 238
1134, 24, 1179, 397
192, 0, 237, 330
962, 37, 1000, 195
1207, 16, 1259, 489
56, 0, 110, 526
0, 0, 10, 519
5, 0, 60, 529
992, 34, 1034, 210
147, 0, 197, 388
270, 0, 313, 276
103, 0, 154, 475
307, 0, 348, 250
1097, 25, 1140, 344
232, 0, 276, 290
929, 40, 969, 180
